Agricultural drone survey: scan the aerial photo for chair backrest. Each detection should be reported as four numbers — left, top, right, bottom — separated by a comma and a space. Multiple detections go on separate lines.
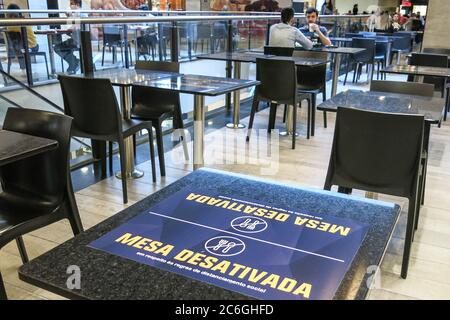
292, 50, 328, 60
197, 24, 212, 39
345, 33, 360, 38
132, 61, 180, 117
352, 37, 375, 62
1, 108, 73, 206
370, 80, 434, 97
264, 46, 294, 57
423, 47, 450, 56
410, 52, 448, 68
292, 50, 327, 89
392, 36, 411, 51
255, 57, 297, 105
103, 25, 122, 44
325, 107, 424, 198
58, 75, 122, 138
375, 37, 389, 56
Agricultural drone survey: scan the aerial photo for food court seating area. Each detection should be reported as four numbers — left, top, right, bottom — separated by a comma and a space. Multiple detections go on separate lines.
1, 8, 450, 302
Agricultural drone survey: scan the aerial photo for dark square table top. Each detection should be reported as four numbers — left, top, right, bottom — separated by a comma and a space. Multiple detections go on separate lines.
381, 65, 450, 78
197, 51, 328, 66
19, 168, 400, 300
0, 130, 58, 167
296, 46, 366, 55
197, 51, 275, 63
73, 69, 177, 87
134, 73, 260, 96
74, 69, 259, 96
317, 89, 445, 124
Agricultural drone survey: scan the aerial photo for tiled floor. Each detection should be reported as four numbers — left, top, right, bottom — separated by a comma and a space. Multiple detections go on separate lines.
2, 69, 450, 300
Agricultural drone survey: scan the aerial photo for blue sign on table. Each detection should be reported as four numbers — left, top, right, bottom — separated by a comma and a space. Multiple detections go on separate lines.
89, 188, 369, 300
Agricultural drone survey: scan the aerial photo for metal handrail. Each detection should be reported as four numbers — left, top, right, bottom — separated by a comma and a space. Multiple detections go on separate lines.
0, 9, 370, 17
0, 14, 369, 27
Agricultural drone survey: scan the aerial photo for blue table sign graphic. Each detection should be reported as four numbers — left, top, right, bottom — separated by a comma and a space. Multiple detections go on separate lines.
89, 187, 369, 300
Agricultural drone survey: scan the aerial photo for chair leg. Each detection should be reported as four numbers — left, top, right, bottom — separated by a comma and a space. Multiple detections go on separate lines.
268, 103, 277, 133
154, 121, 166, 177
445, 87, 450, 122
322, 88, 327, 128
147, 128, 157, 183
282, 104, 287, 123
306, 99, 311, 140
311, 94, 316, 137
292, 103, 297, 150
118, 139, 128, 204
132, 134, 137, 160
44, 54, 50, 79
102, 46, 106, 66
109, 141, 114, 174
401, 196, 418, 279
66, 173, 84, 236
343, 59, 351, 86
0, 272, 6, 300
246, 97, 258, 142
16, 236, 29, 264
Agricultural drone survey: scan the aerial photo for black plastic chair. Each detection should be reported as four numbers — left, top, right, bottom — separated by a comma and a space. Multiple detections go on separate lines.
58, 75, 156, 204
410, 53, 448, 99
0, 108, 83, 300
195, 23, 213, 54
343, 38, 376, 85
374, 37, 388, 80
264, 46, 294, 57
5, 31, 50, 79
101, 26, 133, 66
292, 50, 329, 136
370, 80, 434, 97
136, 28, 158, 61
391, 35, 412, 65
324, 107, 425, 279
131, 61, 189, 177
247, 58, 307, 149
424, 50, 450, 120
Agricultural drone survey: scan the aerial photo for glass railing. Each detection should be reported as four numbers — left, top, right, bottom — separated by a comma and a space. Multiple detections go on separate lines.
0, 10, 370, 168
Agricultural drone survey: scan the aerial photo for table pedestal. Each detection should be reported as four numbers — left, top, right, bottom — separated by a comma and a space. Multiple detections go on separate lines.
226, 61, 246, 129
116, 86, 144, 180
280, 105, 299, 137
331, 54, 342, 97
193, 95, 205, 170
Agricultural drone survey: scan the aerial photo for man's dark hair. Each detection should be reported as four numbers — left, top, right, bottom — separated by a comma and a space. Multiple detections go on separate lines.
7, 4, 21, 10
306, 7, 319, 16
7, 4, 22, 17
281, 7, 295, 24
70, 0, 82, 7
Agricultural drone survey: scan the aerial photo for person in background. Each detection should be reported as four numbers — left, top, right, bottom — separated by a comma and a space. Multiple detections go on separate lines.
54, 0, 84, 74
389, 12, 403, 32
352, 4, 358, 15
320, 0, 334, 16
268, 7, 313, 49
299, 7, 331, 46
379, 11, 390, 31
6, 4, 39, 72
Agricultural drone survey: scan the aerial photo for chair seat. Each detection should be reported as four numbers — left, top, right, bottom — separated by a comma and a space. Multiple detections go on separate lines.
375, 55, 385, 61
0, 189, 60, 239
122, 118, 153, 138
132, 102, 175, 121
297, 86, 322, 94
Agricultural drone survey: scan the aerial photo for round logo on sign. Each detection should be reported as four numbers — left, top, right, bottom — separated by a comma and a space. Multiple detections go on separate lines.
204, 236, 245, 257
231, 216, 268, 234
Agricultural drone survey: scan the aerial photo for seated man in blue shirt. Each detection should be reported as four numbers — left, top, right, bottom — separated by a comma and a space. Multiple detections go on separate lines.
299, 7, 332, 46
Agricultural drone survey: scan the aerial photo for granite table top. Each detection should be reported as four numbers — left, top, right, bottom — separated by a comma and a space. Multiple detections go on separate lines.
73, 69, 259, 96
19, 168, 400, 300
0, 130, 58, 167
317, 89, 445, 124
